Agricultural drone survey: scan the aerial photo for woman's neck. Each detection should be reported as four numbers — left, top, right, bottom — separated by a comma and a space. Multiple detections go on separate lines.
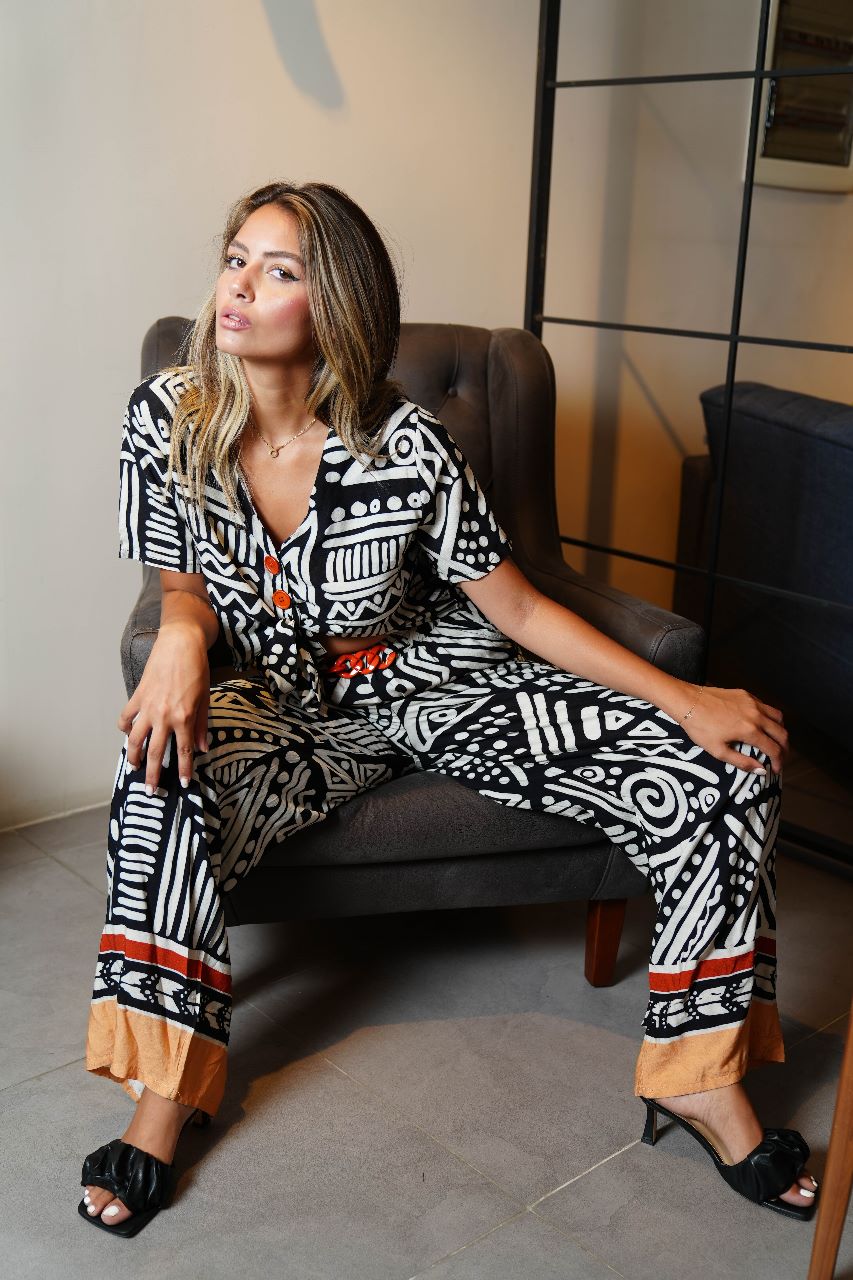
241, 357, 315, 437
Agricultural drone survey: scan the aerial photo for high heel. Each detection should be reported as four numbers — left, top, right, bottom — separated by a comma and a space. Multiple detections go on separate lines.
78, 1105, 212, 1237
639, 1096, 818, 1221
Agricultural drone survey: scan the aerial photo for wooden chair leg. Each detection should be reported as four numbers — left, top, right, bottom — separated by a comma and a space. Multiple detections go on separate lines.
584, 898, 627, 987
807, 993, 853, 1280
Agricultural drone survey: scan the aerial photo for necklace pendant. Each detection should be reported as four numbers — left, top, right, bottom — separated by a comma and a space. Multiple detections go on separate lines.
269, 446, 281, 459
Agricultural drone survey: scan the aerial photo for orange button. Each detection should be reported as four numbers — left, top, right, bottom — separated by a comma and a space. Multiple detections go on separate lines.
264, 554, 280, 574
272, 589, 291, 609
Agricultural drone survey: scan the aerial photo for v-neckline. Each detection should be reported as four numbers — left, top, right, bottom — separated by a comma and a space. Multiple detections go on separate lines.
238, 421, 335, 553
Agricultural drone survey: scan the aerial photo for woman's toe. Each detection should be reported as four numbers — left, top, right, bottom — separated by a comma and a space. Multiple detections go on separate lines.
98, 1195, 132, 1225
84, 1186, 132, 1223
84, 1186, 111, 1216
778, 1173, 817, 1205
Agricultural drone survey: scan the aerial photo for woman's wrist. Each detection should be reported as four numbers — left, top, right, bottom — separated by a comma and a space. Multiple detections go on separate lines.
659, 678, 705, 726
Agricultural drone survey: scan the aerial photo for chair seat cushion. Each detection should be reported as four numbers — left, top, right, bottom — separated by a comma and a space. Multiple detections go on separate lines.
261, 769, 610, 867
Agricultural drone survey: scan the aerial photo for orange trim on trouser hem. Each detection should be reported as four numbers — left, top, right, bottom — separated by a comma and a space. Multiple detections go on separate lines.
647, 936, 774, 996
98, 929, 231, 993
85, 999, 227, 1117
633, 999, 785, 1098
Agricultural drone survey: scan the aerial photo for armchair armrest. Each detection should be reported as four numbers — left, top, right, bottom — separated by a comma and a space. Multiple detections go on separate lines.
517, 551, 705, 684
120, 566, 235, 699
120, 568, 163, 699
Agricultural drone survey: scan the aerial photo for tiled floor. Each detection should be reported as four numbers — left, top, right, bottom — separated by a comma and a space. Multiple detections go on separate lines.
2, 802, 851, 1279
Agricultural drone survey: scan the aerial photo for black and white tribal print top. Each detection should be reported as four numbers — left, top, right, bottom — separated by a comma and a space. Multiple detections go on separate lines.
118, 367, 518, 713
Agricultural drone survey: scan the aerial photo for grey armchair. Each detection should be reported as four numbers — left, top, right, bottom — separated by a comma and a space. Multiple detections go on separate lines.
121, 319, 705, 985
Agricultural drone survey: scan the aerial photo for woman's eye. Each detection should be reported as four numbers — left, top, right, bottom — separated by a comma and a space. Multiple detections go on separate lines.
271, 266, 297, 281
224, 254, 242, 268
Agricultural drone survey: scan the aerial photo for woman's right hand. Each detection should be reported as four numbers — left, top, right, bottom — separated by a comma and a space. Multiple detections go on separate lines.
117, 621, 212, 793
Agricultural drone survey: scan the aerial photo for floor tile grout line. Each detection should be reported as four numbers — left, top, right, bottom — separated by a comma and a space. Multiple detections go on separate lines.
0, 1056, 87, 1094
527, 1137, 643, 1208
405, 1206, 628, 1280
8, 828, 107, 899
785, 1009, 849, 1050
1, 801, 110, 839
524, 1210, 629, 1279
243, 990, 849, 1211
245, 997, 630, 1275
245, 993, 645, 1275
243, 998, 529, 1206
403, 1210, 529, 1280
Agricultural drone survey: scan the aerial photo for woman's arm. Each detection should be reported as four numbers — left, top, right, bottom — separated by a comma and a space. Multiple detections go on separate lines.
460, 557, 788, 775
117, 571, 220, 791
159, 571, 220, 650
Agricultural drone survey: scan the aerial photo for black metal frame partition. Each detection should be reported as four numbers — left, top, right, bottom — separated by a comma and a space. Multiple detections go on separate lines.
525, 0, 852, 875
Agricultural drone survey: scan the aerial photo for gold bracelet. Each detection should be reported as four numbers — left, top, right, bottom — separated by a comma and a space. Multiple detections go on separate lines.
678, 684, 705, 725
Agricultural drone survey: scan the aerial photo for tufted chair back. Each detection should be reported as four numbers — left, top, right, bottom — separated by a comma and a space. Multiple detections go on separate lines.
142, 319, 557, 574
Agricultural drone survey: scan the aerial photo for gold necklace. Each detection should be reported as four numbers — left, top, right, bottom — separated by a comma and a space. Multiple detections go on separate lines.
250, 413, 318, 459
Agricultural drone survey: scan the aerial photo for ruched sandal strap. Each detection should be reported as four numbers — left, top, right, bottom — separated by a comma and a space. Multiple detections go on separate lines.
720, 1127, 810, 1204
80, 1138, 173, 1215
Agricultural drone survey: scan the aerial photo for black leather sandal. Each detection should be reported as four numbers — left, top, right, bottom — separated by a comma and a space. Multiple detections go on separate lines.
78, 1106, 211, 1237
640, 1096, 819, 1220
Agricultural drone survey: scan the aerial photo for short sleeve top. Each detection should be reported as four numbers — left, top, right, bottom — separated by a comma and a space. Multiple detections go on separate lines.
119, 367, 518, 711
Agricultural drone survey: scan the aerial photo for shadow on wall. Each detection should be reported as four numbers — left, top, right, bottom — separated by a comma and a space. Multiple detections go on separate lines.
260, 0, 344, 107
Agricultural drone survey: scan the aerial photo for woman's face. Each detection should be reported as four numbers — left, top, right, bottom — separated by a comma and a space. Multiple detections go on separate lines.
215, 204, 315, 366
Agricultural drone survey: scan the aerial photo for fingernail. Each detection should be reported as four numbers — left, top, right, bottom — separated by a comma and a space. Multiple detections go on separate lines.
102, 1204, 120, 1217
145, 784, 154, 796
180, 776, 189, 788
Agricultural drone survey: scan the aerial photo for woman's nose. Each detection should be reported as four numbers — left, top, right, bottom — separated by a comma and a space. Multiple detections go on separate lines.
230, 273, 253, 300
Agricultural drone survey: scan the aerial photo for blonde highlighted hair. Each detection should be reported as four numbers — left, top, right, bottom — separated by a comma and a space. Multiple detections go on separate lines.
162, 180, 409, 516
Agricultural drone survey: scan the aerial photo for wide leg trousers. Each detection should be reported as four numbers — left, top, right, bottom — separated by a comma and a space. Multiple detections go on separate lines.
85, 658, 785, 1118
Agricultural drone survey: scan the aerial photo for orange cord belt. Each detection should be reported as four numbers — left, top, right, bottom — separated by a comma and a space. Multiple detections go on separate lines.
326, 643, 397, 678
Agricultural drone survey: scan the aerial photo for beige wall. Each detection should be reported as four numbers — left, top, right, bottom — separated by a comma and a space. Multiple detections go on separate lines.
2, 0, 849, 828
1, 0, 539, 828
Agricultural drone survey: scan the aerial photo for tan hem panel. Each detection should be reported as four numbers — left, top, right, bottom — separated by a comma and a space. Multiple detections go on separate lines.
85, 999, 227, 1117
633, 1000, 786, 1098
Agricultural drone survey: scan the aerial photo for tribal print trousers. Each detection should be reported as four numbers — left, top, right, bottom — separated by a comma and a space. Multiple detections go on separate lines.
85, 658, 785, 1118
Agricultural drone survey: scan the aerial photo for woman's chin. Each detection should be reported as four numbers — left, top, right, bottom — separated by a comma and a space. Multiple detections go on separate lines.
215, 334, 250, 354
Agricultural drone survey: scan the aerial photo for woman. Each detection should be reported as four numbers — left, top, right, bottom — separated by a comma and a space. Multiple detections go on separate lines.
79, 180, 819, 1237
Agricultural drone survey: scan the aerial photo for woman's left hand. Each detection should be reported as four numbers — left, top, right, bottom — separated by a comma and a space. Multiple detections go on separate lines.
671, 684, 789, 775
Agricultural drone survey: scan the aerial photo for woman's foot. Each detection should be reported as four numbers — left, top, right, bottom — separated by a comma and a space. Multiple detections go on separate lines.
652, 1080, 818, 1208
82, 1087, 199, 1228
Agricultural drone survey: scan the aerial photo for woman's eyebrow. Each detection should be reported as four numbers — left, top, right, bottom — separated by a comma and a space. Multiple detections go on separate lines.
227, 238, 304, 266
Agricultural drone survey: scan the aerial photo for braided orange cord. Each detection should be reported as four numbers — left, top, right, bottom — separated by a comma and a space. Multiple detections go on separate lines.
327, 643, 397, 678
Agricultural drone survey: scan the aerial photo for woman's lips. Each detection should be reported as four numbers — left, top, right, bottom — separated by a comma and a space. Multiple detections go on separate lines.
220, 311, 251, 329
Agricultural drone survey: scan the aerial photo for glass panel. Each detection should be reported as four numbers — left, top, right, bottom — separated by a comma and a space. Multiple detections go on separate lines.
557, 0, 762, 83
707, 345, 853, 865
544, 74, 753, 336
706, 580, 853, 864
545, 324, 726, 609
734, 338, 853, 401
710, 342, 853, 603
742, 69, 853, 349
